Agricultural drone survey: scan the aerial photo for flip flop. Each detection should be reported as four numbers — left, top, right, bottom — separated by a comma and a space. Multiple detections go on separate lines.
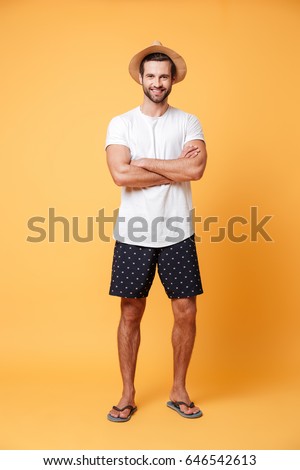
107, 405, 137, 422
167, 400, 203, 419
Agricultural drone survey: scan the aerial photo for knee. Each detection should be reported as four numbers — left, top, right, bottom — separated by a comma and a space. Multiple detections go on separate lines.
173, 298, 197, 325
121, 298, 145, 324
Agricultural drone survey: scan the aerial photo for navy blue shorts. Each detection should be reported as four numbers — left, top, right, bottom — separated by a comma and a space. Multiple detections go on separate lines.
109, 235, 203, 299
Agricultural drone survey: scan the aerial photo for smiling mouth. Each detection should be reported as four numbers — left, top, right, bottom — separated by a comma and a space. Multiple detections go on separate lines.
151, 88, 165, 94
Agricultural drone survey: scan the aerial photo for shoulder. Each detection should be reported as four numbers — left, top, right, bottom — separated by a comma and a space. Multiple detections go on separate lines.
168, 107, 200, 123
169, 108, 205, 143
108, 107, 139, 127
105, 107, 139, 148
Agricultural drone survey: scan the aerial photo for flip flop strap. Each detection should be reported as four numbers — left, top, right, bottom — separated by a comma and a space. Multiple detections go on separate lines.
112, 405, 135, 412
174, 401, 195, 408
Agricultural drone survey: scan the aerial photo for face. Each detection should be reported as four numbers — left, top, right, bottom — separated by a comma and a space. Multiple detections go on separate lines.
139, 60, 175, 104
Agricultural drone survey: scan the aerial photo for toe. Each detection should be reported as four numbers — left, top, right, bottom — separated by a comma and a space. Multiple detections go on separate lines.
119, 409, 131, 419
177, 403, 200, 415
108, 408, 119, 418
181, 404, 195, 415
191, 405, 200, 414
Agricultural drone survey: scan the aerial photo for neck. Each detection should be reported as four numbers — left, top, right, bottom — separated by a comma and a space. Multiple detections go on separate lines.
140, 97, 169, 117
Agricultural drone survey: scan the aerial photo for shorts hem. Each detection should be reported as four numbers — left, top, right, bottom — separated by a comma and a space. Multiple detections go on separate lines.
167, 290, 204, 299
109, 292, 149, 299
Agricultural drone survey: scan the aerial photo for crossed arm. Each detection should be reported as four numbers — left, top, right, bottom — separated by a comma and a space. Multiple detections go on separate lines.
106, 139, 207, 188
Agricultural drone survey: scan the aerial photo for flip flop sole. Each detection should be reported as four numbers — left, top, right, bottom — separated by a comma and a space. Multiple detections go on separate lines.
166, 401, 203, 419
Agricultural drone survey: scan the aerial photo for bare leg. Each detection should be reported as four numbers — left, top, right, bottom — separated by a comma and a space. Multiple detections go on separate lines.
170, 296, 200, 415
108, 297, 146, 419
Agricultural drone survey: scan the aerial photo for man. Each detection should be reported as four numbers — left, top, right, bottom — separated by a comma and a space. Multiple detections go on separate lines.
105, 41, 207, 422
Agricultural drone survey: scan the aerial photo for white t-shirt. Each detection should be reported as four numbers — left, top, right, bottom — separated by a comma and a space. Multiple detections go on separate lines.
105, 105, 205, 247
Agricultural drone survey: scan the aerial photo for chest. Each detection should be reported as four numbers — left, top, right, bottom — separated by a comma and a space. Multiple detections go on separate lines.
129, 117, 186, 160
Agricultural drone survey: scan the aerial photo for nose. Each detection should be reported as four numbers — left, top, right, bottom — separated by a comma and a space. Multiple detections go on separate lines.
153, 76, 161, 88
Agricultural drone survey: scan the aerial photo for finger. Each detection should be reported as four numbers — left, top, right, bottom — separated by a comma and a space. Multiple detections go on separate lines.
186, 145, 199, 152
180, 145, 199, 158
184, 147, 194, 156
185, 148, 199, 158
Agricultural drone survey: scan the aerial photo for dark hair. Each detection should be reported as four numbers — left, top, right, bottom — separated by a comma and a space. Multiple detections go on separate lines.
139, 53, 176, 78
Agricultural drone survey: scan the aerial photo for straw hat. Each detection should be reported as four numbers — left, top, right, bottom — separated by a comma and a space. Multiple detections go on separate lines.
128, 41, 187, 84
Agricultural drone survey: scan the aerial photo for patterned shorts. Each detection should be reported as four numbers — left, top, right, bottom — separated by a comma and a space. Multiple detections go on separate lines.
109, 235, 203, 299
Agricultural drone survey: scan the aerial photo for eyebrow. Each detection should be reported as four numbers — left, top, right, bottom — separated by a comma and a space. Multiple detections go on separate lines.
145, 73, 170, 78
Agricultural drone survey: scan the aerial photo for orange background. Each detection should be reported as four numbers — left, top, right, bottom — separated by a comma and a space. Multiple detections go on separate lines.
1, 0, 300, 449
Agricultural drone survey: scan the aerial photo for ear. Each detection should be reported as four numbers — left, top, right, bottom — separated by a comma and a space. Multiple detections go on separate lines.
139, 73, 143, 85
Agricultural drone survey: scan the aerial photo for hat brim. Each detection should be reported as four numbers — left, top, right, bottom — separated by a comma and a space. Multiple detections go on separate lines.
129, 44, 187, 84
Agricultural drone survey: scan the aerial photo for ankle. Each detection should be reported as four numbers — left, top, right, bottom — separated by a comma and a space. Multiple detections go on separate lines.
171, 383, 186, 394
170, 385, 189, 400
122, 387, 136, 401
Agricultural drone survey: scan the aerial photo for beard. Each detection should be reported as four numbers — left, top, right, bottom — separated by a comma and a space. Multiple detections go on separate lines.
142, 85, 172, 104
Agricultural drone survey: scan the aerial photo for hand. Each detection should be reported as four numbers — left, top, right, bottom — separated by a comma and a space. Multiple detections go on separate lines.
179, 145, 200, 159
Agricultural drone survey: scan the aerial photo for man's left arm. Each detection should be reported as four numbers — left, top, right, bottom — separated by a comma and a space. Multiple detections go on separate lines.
131, 140, 207, 182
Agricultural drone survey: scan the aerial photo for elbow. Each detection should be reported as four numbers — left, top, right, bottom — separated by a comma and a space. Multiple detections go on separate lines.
111, 167, 128, 186
192, 159, 207, 181
109, 169, 123, 186
112, 174, 124, 186
191, 166, 205, 181
111, 163, 131, 186
191, 170, 202, 181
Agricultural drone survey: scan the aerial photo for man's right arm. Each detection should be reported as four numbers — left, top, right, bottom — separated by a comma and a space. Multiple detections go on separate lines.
106, 144, 172, 188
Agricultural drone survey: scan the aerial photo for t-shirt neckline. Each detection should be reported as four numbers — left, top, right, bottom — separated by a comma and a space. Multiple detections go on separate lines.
138, 105, 171, 121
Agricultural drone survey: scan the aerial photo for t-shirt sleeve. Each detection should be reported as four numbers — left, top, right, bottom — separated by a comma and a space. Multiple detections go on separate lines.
184, 114, 205, 144
104, 116, 129, 150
